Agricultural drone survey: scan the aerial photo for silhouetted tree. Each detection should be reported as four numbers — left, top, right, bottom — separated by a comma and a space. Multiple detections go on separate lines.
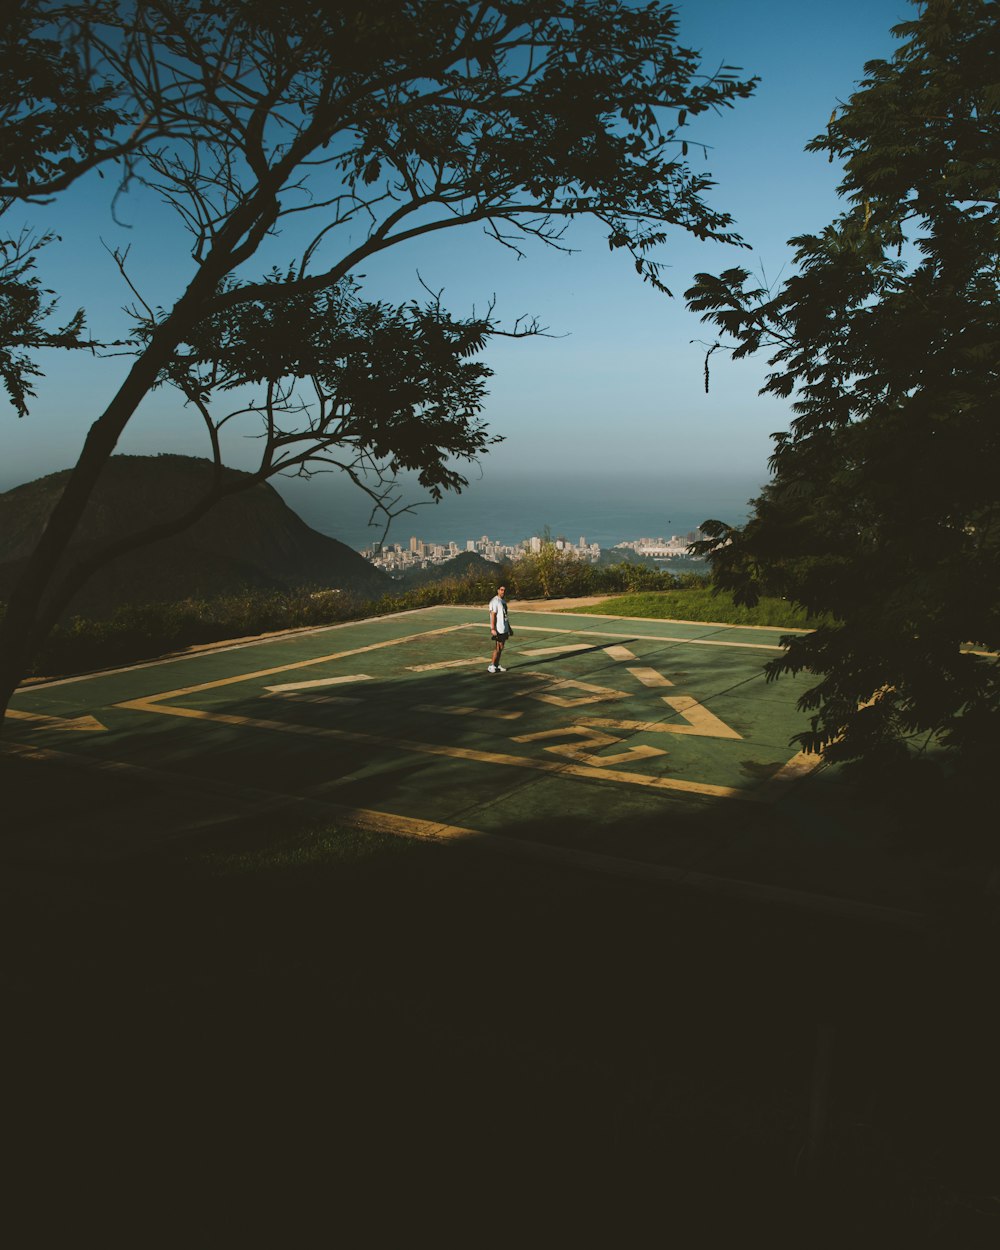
0, 0, 756, 719
686, 0, 1000, 774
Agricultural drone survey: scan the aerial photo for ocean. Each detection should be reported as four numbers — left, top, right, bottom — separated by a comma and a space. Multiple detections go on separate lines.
276, 471, 767, 553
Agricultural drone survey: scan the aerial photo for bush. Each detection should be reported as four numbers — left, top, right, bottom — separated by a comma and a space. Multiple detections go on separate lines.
23, 587, 369, 677
5, 559, 711, 679
504, 545, 702, 599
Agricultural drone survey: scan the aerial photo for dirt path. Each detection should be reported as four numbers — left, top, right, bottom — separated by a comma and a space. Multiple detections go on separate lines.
514, 595, 612, 612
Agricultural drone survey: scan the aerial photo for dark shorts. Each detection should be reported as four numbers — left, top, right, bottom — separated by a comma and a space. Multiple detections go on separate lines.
493, 630, 508, 644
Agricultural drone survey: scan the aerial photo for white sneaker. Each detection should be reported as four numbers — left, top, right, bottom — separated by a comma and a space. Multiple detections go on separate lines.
496, 665, 507, 672
487, 664, 497, 673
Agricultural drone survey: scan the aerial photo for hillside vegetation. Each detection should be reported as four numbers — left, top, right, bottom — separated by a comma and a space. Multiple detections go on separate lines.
0, 454, 390, 620
3, 470, 815, 679
397, 550, 502, 588
576, 589, 835, 629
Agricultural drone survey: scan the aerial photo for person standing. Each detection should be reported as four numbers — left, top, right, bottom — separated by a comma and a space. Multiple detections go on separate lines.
488, 584, 512, 673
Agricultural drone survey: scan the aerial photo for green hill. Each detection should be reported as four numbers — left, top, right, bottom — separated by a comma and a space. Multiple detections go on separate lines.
397, 550, 503, 589
0, 454, 390, 619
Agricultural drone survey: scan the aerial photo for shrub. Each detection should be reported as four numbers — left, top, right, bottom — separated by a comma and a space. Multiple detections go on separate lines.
5, 560, 711, 679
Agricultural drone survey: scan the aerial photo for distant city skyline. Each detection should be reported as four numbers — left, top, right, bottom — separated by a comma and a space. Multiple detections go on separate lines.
2, 1, 909, 512
362, 526, 704, 577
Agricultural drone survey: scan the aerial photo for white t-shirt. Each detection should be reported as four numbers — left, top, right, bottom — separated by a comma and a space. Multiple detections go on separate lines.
489, 595, 509, 634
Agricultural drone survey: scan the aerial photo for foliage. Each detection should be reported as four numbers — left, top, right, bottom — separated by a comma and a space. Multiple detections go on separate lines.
0, 0, 756, 714
0, 1, 151, 413
685, 0, 1000, 773
15, 587, 361, 675
0, 0, 140, 196
0, 225, 98, 415
575, 587, 831, 628
6, 559, 710, 677
505, 542, 699, 598
143, 276, 500, 507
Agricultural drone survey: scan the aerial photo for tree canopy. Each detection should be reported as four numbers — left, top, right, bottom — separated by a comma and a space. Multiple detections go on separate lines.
0, 0, 756, 716
686, 0, 1000, 775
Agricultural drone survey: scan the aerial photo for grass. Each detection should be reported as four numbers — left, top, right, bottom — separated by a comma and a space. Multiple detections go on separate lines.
576, 587, 836, 628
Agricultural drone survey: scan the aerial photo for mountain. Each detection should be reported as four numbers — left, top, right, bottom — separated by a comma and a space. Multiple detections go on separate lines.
0, 455, 391, 619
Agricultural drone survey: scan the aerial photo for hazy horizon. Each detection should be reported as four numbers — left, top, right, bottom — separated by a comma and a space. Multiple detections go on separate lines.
276, 467, 766, 551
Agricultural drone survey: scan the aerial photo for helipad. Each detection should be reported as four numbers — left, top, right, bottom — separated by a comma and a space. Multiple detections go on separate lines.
4, 605, 927, 922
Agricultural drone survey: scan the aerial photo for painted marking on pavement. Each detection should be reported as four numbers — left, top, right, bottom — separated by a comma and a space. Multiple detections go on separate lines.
580, 718, 683, 735
0, 738, 917, 930
412, 704, 524, 721
5, 707, 106, 732
659, 696, 744, 740
626, 666, 674, 688
521, 644, 597, 657
753, 749, 825, 795
119, 623, 470, 701
510, 623, 785, 651
263, 693, 362, 706
521, 677, 627, 709
407, 657, 492, 671
115, 695, 754, 801
264, 674, 372, 692
101, 620, 808, 803
512, 724, 667, 768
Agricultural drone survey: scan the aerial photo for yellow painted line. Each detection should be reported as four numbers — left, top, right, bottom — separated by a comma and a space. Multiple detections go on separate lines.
130, 624, 470, 701
411, 704, 523, 720
532, 610, 813, 635
754, 749, 825, 796
580, 698, 742, 740
604, 645, 638, 661
524, 676, 627, 708
5, 707, 106, 732
509, 624, 784, 651
627, 666, 674, 688
323, 806, 485, 843
0, 738, 917, 928
579, 718, 684, 735
264, 692, 362, 705
264, 674, 372, 693
661, 695, 743, 740
116, 696, 758, 802
98, 613, 807, 805
407, 657, 492, 671
511, 724, 667, 767
521, 644, 596, 656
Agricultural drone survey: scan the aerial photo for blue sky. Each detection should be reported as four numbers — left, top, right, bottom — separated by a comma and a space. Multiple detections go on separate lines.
3, 0, 911, 515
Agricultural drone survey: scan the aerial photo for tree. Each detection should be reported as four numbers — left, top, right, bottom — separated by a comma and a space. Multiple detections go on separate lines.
1, 0, 151, 414
0, 0, 756, 720
686, 0, 1000, 775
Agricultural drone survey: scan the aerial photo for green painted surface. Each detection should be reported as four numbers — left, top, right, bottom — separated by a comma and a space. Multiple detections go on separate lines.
7, 605, 933, 911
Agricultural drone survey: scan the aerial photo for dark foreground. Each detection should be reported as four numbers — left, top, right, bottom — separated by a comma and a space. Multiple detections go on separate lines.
3, 751, 998, 1244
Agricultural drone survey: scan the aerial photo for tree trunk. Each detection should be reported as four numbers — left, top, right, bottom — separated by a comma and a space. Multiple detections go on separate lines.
0, 305, 203, 723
